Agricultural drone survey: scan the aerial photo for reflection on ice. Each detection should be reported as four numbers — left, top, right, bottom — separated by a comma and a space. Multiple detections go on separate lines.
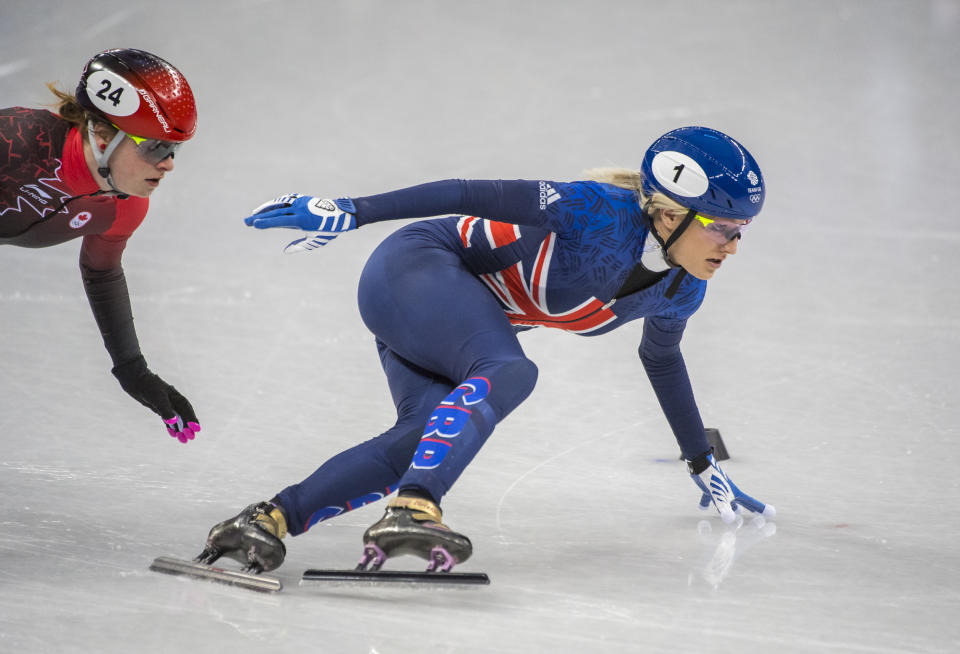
690, 515, 778, 589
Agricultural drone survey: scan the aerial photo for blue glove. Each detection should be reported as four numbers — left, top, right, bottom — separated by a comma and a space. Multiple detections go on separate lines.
689, 452, 775, 524
244, 194, 357, 253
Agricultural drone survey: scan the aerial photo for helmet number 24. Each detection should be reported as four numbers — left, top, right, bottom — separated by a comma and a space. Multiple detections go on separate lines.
95, 79, 124, 107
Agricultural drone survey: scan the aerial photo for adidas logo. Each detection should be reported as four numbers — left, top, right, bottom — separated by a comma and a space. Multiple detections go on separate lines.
538, 181, 560, 209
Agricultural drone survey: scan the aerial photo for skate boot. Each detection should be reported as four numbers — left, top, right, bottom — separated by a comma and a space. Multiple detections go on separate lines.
196, 501, 287, 573
359, 496, 472, 573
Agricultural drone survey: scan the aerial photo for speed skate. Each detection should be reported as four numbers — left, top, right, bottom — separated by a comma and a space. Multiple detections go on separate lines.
302, 543, 489, 585
301, 568, 490, 585
303, 496, 489, 585
149, 556, 283, 593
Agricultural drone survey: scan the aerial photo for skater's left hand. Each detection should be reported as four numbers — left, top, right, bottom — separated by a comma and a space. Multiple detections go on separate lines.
112, 356, 201, 443
688, 452, 775, 524
244, 194, 357, 253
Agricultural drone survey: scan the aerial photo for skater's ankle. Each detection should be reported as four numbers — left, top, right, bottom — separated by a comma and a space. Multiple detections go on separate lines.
398, 486, 438, 505
260, 499, 289, 540
389, 495, 443, 523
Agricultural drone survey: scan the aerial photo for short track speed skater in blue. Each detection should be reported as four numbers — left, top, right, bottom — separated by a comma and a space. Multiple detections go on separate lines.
195, 125, 777, 580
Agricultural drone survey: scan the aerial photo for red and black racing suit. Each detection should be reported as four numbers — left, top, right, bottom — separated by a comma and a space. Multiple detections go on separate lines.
1, 106, 148, 371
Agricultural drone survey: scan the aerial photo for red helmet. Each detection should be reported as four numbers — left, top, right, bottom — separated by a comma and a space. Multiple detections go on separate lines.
76, 48, 197, 142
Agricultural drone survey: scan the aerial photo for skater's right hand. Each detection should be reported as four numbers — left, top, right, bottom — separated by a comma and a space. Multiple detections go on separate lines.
112, 356, 201, 444
688, 452, 775, 524
244, 194, 357, 253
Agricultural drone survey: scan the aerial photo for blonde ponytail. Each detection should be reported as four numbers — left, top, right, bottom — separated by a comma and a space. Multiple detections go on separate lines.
582, 167, 688, 218
581, 167, 645, 193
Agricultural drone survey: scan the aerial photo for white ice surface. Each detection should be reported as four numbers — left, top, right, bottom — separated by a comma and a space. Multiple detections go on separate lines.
1, 1, 959, 652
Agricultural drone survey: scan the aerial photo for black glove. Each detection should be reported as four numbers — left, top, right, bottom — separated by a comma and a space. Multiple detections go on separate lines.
112, 356, 201, 443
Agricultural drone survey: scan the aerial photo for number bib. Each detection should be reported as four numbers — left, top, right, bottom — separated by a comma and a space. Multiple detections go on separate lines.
84, 70, 140, 116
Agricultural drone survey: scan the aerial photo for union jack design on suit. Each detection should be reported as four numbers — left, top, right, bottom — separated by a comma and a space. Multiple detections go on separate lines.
458, 216, 617, 334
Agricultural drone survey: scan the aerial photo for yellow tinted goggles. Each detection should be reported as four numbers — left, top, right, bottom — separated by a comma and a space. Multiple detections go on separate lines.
694, 214, 751, 243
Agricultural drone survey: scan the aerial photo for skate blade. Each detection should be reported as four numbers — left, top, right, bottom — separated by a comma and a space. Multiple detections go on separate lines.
150, 556, 282, 593
302, 568, 489, 585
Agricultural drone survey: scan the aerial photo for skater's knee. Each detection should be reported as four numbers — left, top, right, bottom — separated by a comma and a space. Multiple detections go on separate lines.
504, 357, 538, 396
484, 357, 538, 413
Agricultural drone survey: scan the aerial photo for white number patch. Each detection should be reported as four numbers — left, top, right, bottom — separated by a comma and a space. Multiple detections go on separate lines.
86, 70, 140, 117
650, 150, 708, 198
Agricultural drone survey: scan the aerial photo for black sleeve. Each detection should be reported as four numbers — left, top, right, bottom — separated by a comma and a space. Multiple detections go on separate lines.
79, 236, 143, 367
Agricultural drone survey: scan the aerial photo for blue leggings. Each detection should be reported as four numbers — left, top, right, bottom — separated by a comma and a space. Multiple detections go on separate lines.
276, 223, 539, 535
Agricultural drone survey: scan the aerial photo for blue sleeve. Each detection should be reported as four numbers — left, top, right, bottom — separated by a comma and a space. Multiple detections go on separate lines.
353, 179, 551, 229
638, 316, 711, 460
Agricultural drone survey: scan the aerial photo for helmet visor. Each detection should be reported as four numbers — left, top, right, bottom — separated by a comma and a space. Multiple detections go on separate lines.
130, 136, 183, 165
694, 214, 751, 244
125, 130, 182, 164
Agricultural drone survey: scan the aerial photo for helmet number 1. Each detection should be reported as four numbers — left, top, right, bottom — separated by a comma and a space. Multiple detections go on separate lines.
96, 79, 125, 108
650, 150, 708, 198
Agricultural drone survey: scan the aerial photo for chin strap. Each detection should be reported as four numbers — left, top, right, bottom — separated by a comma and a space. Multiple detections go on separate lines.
661, 207, 698, 251
643, 205, 697, 299
642, 206, 696, 268
87, 122, 129, 199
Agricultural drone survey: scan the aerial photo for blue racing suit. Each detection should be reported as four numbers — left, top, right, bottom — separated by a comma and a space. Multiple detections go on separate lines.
275, 179, 711, 534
